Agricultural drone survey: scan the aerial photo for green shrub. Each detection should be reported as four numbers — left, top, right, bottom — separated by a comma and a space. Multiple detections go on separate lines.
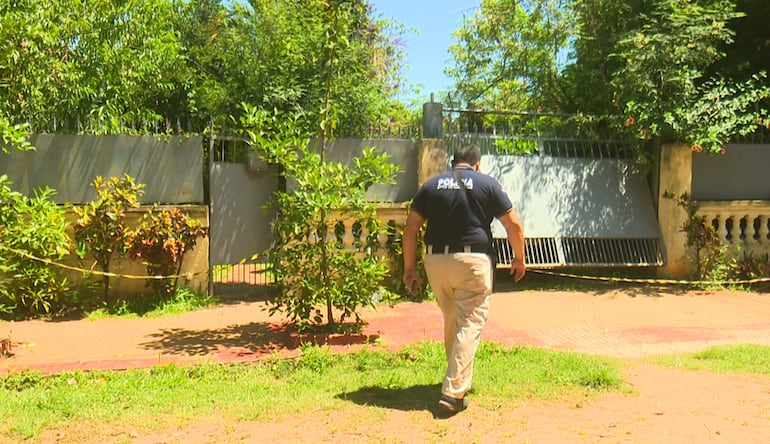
242, 107, 399, 329
0, 175, 71, 315
73, 175, 143, 302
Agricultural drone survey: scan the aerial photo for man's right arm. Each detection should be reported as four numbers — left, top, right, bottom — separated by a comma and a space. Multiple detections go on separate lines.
402, 209, 425, 295
499, 209, 526, 282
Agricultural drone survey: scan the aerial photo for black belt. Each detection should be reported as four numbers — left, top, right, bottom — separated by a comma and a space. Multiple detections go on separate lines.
426, 244, 490, 254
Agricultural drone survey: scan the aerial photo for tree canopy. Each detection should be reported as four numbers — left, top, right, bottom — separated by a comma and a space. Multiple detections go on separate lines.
0, 0, 408, 149
447, 0, 770, 153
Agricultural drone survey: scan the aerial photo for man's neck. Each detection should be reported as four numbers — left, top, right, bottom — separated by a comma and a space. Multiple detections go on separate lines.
453, 162, 474, 170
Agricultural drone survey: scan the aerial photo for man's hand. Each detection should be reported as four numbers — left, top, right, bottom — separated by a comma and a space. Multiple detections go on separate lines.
510, 258, 526, 282
403, 268, 422, 296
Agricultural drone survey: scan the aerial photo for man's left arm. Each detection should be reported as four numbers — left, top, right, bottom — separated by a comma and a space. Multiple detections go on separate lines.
499, 209, 526, 282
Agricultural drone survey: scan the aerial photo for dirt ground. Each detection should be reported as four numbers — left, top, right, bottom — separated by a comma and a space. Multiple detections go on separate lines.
5, 283, 770, 443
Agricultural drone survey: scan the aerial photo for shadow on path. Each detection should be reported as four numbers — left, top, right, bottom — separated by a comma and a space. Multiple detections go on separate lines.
139, 322, 381, 357
138, 322, 295, 356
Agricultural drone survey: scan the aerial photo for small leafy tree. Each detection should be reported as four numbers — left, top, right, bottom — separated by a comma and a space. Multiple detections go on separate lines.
73, 175, 144, 302
0, 175, 70, 315
239, 1, 402, 331
243, 107, 399, 329
126, 207, 208, 295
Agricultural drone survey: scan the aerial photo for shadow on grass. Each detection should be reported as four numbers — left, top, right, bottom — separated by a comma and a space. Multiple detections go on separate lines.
338, 383, 461, 418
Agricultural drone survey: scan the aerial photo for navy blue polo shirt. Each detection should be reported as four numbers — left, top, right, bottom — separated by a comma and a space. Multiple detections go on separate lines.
411, 167, 513, 247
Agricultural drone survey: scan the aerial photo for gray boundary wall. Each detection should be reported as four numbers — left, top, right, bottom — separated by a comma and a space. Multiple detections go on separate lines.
0, 134, 204, 204
692, 144, 770, 200
313, 138, 419, 202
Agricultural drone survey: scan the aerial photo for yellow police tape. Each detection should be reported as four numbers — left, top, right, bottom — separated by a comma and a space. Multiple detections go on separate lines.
531, 268, 770, 286
0, 245, 207, 280
5, 243, 769, 286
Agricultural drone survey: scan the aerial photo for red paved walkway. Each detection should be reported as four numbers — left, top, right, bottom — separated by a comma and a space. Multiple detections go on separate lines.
2, 288, 770, 375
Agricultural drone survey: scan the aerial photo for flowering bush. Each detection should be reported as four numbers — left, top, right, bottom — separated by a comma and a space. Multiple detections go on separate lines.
126, 208, 207, 295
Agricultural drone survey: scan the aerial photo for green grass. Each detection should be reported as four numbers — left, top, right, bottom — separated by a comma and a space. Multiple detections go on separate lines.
654, 344, 770, 376
86, 287, 218, 320
0, 342, 622, 441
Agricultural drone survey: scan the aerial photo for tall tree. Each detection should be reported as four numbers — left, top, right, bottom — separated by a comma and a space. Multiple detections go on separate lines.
447, 0, 770, 154
705, 0, 770, 83
0, 0, 407, 146
0, 0, 182, 135
446, 0, 577, 111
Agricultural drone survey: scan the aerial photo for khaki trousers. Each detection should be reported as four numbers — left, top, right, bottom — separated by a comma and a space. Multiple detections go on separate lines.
424, 252, 493, 399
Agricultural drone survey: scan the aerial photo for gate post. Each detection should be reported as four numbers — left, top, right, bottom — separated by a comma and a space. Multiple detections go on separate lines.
657, 143, 692, 279
418, 95, 448, 185
422, 95, 443, 139
417, 138, 448, 185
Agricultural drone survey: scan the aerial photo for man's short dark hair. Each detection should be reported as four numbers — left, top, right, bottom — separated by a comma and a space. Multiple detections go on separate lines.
453, 144, 482, 166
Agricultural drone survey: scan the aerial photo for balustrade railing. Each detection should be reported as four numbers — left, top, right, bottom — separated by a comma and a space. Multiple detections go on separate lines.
698, 200, 770, 258
303, 203, 409, 256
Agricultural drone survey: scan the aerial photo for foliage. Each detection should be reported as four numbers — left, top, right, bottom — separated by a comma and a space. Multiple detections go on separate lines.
656, 344, 770, 376
126, 207, 208, 295
447, 0, 770, 158
0, 0, 182, 134
0, 175, 71, 316
86, 287, 217, 320
244, 106, 399, 329
171, 0, 407, 134
734, 251, 770, 281
0, 119, 32, 153
384, 220, 431, 302
238, 1, 402, 330
73, 175, 144, 302
705, 0, 770, 84
668, 73, 770, 153
0, 0, 408, 144
446, 0, 577, 111
609, 0, 770, 152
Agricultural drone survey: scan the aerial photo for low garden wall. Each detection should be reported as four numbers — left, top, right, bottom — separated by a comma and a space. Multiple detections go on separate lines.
61, 205, 209, 298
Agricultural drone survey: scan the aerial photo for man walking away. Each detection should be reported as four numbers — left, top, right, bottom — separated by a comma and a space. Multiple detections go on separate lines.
402, 143, 526, 414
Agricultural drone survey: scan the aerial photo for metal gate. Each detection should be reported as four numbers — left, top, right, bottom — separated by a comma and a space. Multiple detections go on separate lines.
208, 135, 278, 289
443, 109, 664, 268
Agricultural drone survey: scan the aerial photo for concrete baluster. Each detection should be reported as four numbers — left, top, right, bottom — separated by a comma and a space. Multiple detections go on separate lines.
360, 224, 370, 251
715, 215, 729, 243
342, 219, 355, 249
744, 214, 758, 245
326, 221, 338, 246
757, 215, 769, 244
727, 215, 740, 243
378, 229, 389, 250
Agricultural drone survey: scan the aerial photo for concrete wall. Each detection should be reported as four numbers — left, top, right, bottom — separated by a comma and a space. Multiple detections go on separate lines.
315, 138, 420, 202
0, 134, 204, 204
657, 143, 770, 278
0, 134, 209, 297
692, 144, 770, 200
656, 144, 693, 279
63, 205, 209, 297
